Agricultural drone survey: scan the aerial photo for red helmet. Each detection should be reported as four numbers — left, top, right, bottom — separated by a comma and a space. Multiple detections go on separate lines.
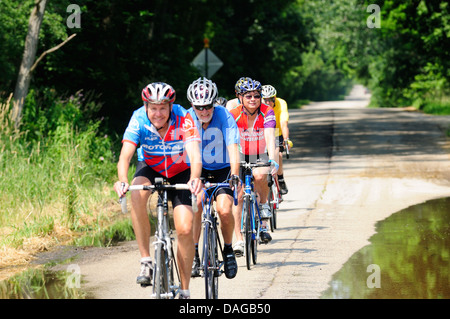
142, 82, 176, 104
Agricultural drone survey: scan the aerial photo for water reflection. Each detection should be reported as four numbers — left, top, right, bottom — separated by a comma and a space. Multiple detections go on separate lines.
0, 267, 85, 299
321, 197, 450, 299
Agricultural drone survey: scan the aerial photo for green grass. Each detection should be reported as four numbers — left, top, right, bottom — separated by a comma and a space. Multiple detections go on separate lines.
421, 100, 450, 115
0, 91, 137, 268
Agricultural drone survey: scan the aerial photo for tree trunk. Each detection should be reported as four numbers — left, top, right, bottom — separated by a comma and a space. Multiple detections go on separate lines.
12, 0, 48, 127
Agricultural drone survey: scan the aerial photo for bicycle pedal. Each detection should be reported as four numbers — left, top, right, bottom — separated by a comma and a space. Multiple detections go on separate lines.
140, 283, 152, 288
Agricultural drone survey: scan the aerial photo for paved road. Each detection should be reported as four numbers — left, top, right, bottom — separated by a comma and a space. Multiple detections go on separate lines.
74, 85, 450, 299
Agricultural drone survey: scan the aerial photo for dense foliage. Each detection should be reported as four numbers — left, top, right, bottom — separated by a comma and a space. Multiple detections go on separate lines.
1, 0, 354, 132
306, 1, 450, 110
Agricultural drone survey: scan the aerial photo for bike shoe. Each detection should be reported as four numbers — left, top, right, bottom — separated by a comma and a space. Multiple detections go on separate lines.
222, 246, 238, 279
136, 261, 153, 286
259, 230, 272, 244
279, 179, 288, 195
191, 255, 201, 278
260, 203, 272, 219
233, 240, 244, 257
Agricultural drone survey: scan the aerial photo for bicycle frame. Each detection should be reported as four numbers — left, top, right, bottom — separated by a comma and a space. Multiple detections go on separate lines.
199, 180, 238, 299
242, 173, 261, 241
121, 178, 196, 299
239, 161, 270, 270
153, 186, 178, 299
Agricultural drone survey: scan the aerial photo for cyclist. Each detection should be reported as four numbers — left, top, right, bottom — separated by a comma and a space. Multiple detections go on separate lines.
113, 82, 202, 299
186, 77, 240, 280
226, 77, 251, 111
229, 77, 279, 252
214, 96, 228, 107
261, 85, 292, 195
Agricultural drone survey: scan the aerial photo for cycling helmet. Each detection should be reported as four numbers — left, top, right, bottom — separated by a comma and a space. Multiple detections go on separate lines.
234, 77, 252, 94
262, 85, 277, 98
214, 96, 228, 107
142, 82, 176, 104
239, 78, 261, 94
187, 77, 218, 105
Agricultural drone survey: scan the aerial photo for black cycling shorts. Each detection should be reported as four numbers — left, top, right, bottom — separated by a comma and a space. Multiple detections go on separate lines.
134, 161, 192, 208
239, 153, 269, 181
201, 166, 233, 198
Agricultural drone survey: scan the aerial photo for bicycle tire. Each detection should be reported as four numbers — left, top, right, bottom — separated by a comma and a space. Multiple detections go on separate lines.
251, 201, 259, 265
210, 227, 219, 298
243, 197, 252, 270
154, 242, 170, 299
203, 221, 217, 299
268, 186, 275, 232
271, 183, 278, 230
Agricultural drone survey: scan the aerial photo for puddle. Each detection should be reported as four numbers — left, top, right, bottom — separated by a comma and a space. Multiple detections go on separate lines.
321, 197, 450, 299
0, 267, 86, 299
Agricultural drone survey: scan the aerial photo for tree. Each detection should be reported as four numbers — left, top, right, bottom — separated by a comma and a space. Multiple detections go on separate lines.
13, 0, 48, 126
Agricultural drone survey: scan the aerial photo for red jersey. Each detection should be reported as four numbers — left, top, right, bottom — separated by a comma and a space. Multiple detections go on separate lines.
229, 104, 276, 155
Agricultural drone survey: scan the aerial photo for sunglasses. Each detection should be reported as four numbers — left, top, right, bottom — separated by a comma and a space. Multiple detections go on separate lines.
194, 104, 214, 111
244, 94, 261, 100
263, 98, 275, 103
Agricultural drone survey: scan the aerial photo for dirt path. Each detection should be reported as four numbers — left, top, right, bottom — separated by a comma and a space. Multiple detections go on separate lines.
62, 85, 450, 299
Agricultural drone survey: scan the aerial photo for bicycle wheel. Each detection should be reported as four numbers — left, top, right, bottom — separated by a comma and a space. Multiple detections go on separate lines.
154, 242, 170, 299
203, 221, 218, 299
251, 201, 260, 265
271, 183, 278, 230
267, 185, 275, 232
243, 197, 253, 270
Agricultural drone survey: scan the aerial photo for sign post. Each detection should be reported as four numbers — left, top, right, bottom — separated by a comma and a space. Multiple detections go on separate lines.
191, 38, 223, 78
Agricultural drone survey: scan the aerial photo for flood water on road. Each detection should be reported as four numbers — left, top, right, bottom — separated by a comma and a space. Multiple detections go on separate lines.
321, 197, 450, 299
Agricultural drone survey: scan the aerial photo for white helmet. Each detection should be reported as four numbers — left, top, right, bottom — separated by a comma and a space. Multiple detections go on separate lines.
261, 85, 277, 98
142, 82, 176, 104
187, 77, 218, 105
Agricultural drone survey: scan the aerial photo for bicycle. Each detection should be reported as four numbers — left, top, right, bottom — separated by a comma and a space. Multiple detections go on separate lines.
267, 173, 283, 232
239, 161, 271, 270
197, 178, 238, 299
120, 177, 196, 299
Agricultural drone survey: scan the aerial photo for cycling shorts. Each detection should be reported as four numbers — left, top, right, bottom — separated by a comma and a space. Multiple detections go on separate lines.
238, 153, 269, 181
134, 161, 192, 208
277, 136, 285, 152
201, 166, 233, 198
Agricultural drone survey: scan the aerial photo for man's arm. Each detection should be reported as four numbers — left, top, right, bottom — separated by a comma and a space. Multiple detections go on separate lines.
185, 140, 203, 194
227, 143, 240, 176
114, 141, 137, 197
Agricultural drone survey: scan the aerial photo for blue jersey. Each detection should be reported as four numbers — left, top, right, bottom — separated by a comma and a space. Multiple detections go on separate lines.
123, 104, 200, 178
187, 105, 239, 170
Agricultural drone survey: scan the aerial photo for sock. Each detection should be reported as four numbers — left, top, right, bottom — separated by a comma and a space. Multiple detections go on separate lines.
278, 174, 284, 180
140, 257, 152, 264
224, 243, 232, 250
180, 289, 190, 297
194, 243, 199, 257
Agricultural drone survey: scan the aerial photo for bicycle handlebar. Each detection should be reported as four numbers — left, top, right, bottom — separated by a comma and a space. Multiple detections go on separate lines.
239, 161, 271, 169
119, 181, 197, 214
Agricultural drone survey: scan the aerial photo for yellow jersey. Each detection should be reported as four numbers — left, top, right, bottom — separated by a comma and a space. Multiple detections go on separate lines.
273, 97, 289, 137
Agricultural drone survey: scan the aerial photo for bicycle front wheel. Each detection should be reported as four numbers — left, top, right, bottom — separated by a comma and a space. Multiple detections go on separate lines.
203, 222, 219, 299
251, 201, 260, 265
268, 185, 275, 232
154, 242, 170, 299
270, 183, 278, 230
243, 197, 253, 270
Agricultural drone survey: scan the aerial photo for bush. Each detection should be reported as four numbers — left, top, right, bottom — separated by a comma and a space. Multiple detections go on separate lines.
0, 89, 119, 257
